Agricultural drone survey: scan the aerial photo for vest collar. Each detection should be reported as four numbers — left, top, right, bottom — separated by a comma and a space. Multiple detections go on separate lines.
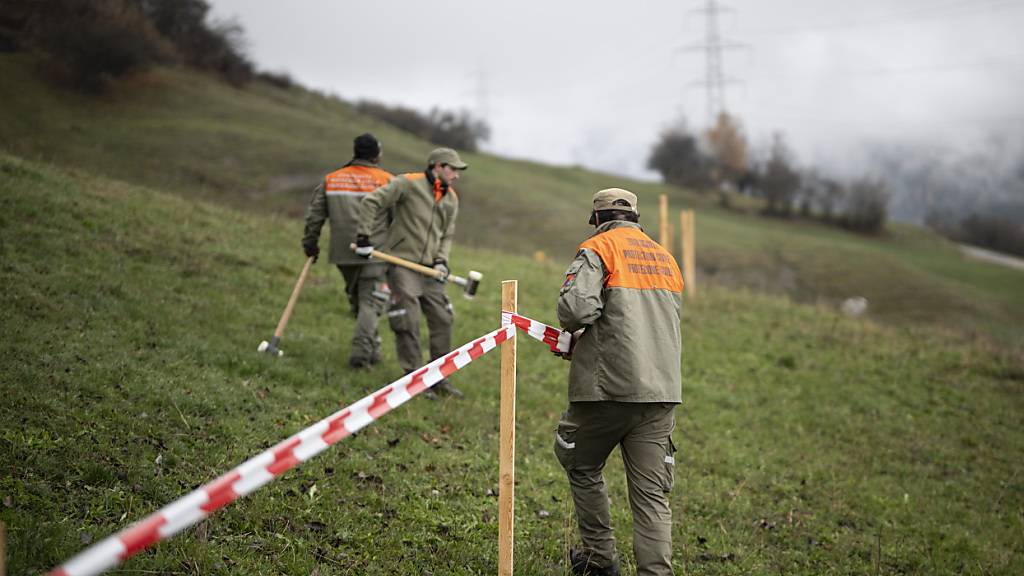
346, 158, 379, 168
425, 169, 450, 202
592, 220, 643, 236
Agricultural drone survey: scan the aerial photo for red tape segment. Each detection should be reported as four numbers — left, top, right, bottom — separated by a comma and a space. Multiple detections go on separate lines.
502, 311, 572, 354
49, 323, 516, 576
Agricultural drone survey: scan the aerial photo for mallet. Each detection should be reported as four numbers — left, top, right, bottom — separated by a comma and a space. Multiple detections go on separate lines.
258, 255, 315, 357
350, 244, 482, 299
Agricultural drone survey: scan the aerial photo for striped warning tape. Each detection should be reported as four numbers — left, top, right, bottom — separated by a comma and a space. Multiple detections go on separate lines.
502, 311, 572, 354
49, 323, 515, 576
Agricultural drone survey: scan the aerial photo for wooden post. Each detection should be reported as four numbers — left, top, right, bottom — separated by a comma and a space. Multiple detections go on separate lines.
498, 280, 518, 576
680, 210, 697, 297
659, 194, 669, 248
1, 521, 6, 576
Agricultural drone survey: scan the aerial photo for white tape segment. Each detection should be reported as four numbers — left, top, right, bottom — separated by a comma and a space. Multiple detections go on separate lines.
49, 324, 516, 576
501, 311, 572, 354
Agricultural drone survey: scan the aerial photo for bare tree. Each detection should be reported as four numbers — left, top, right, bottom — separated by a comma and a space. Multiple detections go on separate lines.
819, 177, 844, 223
759, 133, 801, 216
705, 113, 748, 182
840, 177, 888, 233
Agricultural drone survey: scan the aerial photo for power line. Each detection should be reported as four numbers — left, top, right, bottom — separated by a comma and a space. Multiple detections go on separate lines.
747, 54, 1024, 81
745, 0, 1024, 36
743, 106, 1024, 133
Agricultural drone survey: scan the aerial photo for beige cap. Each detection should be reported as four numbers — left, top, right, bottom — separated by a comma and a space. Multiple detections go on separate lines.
428, 147, 468, 169
592, 188, 638, 214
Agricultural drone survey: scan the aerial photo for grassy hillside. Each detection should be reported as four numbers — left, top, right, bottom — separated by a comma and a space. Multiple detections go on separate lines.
3, 154, 1024, 574
2, 53, 1022, 347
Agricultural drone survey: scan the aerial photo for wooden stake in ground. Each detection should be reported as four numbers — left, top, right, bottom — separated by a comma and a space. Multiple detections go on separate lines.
680, 210, 697, 297
659, 194, 669, 248
498, 280, 518, 576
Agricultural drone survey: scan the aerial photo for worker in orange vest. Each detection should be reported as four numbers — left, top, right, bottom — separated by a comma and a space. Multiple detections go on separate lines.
355, 148, 467, 398
554, 188, 684, 576
302, 133, 393, 369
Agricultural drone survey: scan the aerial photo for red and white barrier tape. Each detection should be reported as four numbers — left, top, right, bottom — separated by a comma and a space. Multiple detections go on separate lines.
49, 324, 515, 576
501, 311, 572, 354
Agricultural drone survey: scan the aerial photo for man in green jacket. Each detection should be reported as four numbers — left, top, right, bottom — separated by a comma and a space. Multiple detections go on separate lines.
554, 188, 684, 576
355, 147, 467, 398
302, 133, 393, 369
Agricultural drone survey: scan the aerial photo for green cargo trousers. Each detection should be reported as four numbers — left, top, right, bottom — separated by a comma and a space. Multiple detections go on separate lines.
338, 263, 387, 365
554, 401, 677, 576
385, 265, 454, 374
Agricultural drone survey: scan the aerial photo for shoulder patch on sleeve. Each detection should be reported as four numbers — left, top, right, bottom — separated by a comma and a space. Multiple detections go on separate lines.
560, 258, 585, 293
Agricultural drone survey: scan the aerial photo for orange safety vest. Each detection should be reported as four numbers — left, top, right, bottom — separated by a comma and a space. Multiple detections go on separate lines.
579, 226, 684, 293
325, 164, 392, 196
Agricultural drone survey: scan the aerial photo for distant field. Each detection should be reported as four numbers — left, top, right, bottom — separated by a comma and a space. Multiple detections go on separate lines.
2, 154, 1023, 575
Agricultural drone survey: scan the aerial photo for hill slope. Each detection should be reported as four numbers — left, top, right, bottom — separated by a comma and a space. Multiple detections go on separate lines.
2, 154, 1023, 574
1, 53, 1022, 346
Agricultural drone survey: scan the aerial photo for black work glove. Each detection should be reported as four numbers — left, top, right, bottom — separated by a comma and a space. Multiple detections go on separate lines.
432, 258, 450, 283
303, 241, 320, 262
354, 234, 373, 258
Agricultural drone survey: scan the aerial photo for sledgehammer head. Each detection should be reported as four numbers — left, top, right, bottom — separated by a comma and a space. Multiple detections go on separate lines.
258, 338, 284, 357
463, 270, 482, 299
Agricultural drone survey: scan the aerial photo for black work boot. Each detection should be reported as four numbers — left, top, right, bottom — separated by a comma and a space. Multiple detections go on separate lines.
570, 549, 620, 576
434, 379, 464, 399
370, 337, 383, 365
347, 357, 371, 370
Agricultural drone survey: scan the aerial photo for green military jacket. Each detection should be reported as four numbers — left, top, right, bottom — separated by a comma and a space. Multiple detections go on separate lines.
302, 159, 393, 265
357, 171, 458, 266
557, 221, 684, 403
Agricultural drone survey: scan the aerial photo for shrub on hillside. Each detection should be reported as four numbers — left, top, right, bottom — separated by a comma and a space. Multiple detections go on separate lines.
27, 0, 172, 90
355, 100, 432, 139
758, 133, 802, 217
647, 122, 713, 190
933, 212, 1024, 257
257, 70, 295, 90
427, 108, 491, 152
0, 0, 34, 52
140, 0, 253, 86
355, 100, 491, 152
839, 177, 888, 233
960, 214, 1024, 256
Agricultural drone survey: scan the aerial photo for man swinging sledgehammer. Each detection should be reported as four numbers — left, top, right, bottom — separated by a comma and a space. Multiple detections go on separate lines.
355, 147, 469, 399
554, 188, 684, 576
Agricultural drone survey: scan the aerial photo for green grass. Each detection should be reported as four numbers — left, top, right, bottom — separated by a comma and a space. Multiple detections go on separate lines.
3, 154, 1023, 575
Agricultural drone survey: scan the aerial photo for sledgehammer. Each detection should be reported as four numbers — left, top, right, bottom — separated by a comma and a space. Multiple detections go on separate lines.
258, 255, 314, 357
349, 244, 482, 299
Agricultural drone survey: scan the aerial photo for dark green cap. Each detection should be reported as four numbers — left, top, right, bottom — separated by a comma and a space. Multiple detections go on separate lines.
428, 147, 468, 170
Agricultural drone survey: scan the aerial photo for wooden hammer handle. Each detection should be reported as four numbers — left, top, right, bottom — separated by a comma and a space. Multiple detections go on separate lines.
274, 256, 314, 339
350, 244, 446, 280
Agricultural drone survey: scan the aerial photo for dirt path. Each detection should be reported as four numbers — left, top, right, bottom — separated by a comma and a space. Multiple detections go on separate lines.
959, 244, 1024, 271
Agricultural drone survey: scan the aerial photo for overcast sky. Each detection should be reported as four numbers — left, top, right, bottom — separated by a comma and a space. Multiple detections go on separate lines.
209, 0, 1024, 180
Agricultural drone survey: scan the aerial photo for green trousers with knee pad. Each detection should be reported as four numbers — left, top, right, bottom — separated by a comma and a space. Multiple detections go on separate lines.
338, 263, 387, 364
554, 401, 678, 576
385, 265, 454, 374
